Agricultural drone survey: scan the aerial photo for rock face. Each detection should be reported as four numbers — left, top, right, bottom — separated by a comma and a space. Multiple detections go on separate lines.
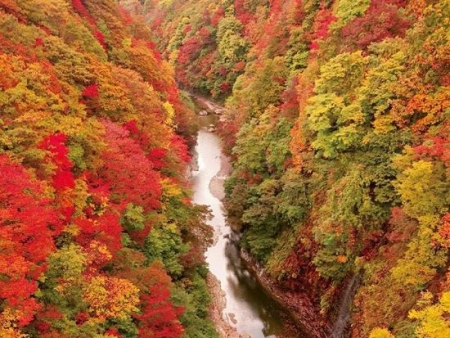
240, 250, 332, 338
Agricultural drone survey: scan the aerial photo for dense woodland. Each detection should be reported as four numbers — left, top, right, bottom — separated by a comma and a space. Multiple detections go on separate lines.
2, 0, 450, 337
136, 0, 450, 337
0, 0, 220, 337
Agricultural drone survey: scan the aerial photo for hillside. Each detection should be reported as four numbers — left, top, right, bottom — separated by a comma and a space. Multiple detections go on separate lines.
0, 1, 218, 337
139, 0, 450, 336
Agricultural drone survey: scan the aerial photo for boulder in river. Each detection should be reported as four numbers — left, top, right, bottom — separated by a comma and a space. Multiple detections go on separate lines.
199, 110, 209, 116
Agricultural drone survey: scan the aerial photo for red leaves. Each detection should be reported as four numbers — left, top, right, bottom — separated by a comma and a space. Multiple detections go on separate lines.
438, 214, 450, 248
75, 213, 123, 255
99, 120, 162, 211
39, 133, 75, 222
211, 7, 225, 27
94, 31, 106, 50
0, 155, 60, 326
72, 0, 95, 26
82, 84, 100, 99
341, 0, 410, 51
135, 287, 184, 338
177, 36, 201, 65
310, 8, 336, 51
34, 37, 44, 48
414, 137, 447, 159
40, 133, 75, 192
170, 134, 190, 164
72, 0, 107, 51
219, 81, 231, 92
413, 129, 450, 168
147, 148, 168, 170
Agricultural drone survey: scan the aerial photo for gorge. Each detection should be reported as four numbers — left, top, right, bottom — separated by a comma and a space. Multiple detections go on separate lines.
1, 0, 450, 337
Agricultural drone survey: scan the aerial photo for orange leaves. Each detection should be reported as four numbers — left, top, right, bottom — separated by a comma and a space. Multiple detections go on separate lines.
438, 214, 450, 248
405, 90, 450, 133
0, 0, 208, 335
0, 307, 32, 337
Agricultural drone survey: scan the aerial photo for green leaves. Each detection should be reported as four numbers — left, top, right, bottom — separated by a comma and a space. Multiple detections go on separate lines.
217, 16, 249, 64
144, 221, 188, 278
334, 0, 370, 25
394, 160, 448, 218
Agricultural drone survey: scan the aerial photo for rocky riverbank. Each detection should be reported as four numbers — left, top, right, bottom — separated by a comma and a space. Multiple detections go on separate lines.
196, 94, 329, 338
239, 250, 332, 338
207, 273, 251, 338
209, 152, 231, 202
205, 137, 250, 338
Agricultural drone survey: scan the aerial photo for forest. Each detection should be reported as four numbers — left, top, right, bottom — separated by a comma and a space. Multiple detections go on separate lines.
1, 0, 450, 337
0, 0, 219, 337
138, 0, 450, 337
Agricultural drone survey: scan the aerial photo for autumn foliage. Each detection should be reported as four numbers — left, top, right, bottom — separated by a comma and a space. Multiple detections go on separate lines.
142, 0, 450, 336
0, 1, 212, 337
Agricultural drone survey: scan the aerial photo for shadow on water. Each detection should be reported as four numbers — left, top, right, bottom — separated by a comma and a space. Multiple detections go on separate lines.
224, 239, 291, 337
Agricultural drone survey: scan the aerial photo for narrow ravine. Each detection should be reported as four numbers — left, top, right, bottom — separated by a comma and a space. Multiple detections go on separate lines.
191, 113, 306, 338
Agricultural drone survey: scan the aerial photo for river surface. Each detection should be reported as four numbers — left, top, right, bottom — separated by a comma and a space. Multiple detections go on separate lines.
191, 115, 301, 338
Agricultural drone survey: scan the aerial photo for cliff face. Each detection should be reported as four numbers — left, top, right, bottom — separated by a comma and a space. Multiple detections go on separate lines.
143, 0, 450, 336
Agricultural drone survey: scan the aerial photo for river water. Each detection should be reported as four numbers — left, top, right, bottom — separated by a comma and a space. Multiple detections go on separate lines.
191, 115, 301, 338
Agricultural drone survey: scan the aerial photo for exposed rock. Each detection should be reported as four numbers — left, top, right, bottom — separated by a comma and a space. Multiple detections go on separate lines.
240, 250, 332, 338
207, 273, 251, 338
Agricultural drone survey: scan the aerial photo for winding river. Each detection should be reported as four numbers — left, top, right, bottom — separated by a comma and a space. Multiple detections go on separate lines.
191, 113, 304, 338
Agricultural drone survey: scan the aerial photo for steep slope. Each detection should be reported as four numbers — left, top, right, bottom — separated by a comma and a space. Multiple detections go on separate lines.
0, 1, 217, 337
142, 0, 450, 336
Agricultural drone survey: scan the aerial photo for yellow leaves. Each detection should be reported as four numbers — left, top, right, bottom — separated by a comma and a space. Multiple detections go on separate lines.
0, 309, 29, 338
391, 257, 436, 287
315, 51, 368, 96
440, 292, 450, 311
163, 101, 175, 126
83, 276, 139, 322
372, 114, 396, 134
158, 0, 176, 7
72, 178, 89, 213
394, 159, 448, 218
162, 178, 183, 199
409, 291, 450, 338
169, 49, 179, 65
122, 38, 132, 48
369, 328, 395, 338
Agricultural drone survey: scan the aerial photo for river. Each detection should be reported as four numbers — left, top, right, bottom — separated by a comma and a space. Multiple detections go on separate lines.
191, 112, 305, 338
